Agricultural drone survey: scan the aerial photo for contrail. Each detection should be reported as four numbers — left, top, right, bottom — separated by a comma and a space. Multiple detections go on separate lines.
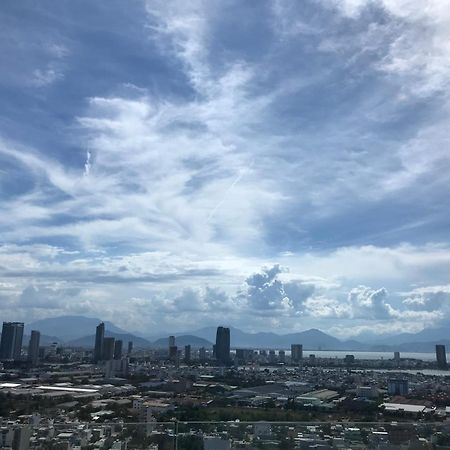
207, 165, 250, 221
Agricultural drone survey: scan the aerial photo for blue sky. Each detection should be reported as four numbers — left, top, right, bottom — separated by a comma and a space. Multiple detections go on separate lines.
1, 0, 450, 338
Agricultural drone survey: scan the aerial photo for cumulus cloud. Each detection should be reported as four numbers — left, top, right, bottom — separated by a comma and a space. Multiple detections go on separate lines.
402, 288, 450, 312
237, 264, 315, 314
348, 285, 394, 319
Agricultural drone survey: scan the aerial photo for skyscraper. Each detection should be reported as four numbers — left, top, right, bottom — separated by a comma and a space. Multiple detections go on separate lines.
436, 344, 447, 369
103, 337, 115, 361
114, 340, 123, 360
215, 326, 230, 365
94, 322, 105, 363
0, 322, 24, 361
184, 344, 191, 363
168, 335, 177, 360
127, 341, 133, 355
291, 344, 303, 363
27, 330, 40, 366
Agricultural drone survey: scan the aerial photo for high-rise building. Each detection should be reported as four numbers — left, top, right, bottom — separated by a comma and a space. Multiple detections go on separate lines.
127, 341, 133, 355
436, 344, 447, 369
199, 347, 206, 361
169, 345, 178, 360
114, 340, 123, 360
94, 322, 105, 363
103, 337, 115, 361
27, 330, 40, 366
278, 350, 285, 363
291, 344, 303, 363
184, 344, 191, 363
0, 322, 24, 361
215, 326, 230, 365
169, 336, 176, 347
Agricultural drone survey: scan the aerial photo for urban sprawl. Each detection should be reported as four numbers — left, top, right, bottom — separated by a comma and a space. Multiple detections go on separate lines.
2, 321, 450, 449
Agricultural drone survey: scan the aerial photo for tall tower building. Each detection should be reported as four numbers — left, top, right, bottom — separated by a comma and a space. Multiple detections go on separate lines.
28, 330, 40, 366
291, 344, 303, 363
94, 322, 105, 363
215, 326, 230, 365
103, 337, 115, 361
127, 341, 133, 355
0, 322, 24, 361
168, 335, 177, 360
184, 344, 191, 363
436, 344, 447, 369
114, 340, 123, 360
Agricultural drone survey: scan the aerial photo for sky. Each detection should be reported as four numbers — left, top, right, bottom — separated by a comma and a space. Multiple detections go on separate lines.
1, 0, 450, 339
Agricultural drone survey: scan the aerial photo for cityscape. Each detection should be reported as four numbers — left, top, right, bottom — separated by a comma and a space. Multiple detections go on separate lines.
2, 319, 450, 448
2, 0, 450, 448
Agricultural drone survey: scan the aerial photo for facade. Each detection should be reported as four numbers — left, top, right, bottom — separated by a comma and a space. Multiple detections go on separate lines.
94, 322, 105, 363
27, 330, 40, 366
215, 327, 230, 365
0, 322, 24, 361
388, 379, 409, 396
291, 344, 303, 362
436, 344, 447, 369
103, 337, 115, 361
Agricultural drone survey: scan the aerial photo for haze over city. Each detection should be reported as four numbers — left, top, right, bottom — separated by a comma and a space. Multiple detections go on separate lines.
1, 0, 450, 340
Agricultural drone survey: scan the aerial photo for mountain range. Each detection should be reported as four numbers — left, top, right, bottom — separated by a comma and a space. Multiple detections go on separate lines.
2, 315, 448, 352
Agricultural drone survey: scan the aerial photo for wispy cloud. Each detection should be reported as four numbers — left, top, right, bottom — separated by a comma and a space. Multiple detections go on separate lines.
0, 0, 448, 334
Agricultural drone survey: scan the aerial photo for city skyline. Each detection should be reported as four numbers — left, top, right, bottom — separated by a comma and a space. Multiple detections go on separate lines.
1, 1, 450, 338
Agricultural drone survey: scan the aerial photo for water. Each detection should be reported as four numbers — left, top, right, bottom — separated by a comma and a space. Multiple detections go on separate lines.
302, 350, 437, 361
244, 349, 439, 361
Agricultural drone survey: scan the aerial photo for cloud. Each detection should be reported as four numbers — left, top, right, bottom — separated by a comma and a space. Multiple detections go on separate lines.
402, 286, 450, 312
329, 0, 450, 97
0, 0, 449, 335
348, 285, 394, 319
237, 264, 315, 314
18, 285, 81, 309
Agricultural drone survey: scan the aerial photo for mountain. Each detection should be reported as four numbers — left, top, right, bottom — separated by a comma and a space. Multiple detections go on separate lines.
67, 331, 151, 348
370, 326, 450, 346
152, 335, 212, 348
26, 315, 128, 341
181, 326, 348, 350
22, 334, 63, 346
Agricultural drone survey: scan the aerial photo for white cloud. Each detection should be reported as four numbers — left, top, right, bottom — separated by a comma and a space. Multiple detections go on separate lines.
0, 0, 449, 336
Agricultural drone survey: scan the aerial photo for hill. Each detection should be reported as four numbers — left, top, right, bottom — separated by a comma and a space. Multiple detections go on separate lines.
184, 326, 347, 350
67, 331, 151, 348
26, 315, 127, 341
